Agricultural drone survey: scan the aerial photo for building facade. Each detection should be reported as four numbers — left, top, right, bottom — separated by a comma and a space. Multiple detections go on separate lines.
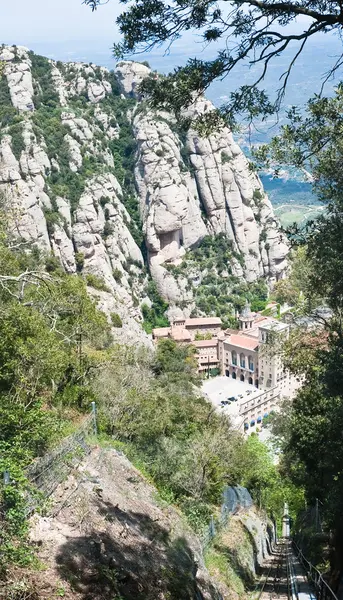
193, 339, 220, 374
238, 386, 281, 430
152, 317, 222, 373
152, 307, 301, 411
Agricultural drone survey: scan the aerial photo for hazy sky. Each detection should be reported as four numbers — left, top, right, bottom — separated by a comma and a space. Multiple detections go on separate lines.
2, 0, 342, 91
2, 0, 121, 44
2, 0, 321, 56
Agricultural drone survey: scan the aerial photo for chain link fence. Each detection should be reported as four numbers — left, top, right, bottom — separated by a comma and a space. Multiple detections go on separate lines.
200, 485, 253, 550
1, 403, 97, 516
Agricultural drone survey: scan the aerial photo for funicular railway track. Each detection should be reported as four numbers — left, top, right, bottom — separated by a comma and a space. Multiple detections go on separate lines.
258, 540, 292, 600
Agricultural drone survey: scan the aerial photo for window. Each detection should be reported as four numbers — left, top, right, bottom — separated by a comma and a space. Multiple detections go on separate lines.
248, 356, 254, 371
240, 353, 245, 368
232, 351, 237, 366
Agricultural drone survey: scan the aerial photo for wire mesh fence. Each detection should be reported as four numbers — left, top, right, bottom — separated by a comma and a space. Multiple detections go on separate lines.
24, 410, 96, 515
200, 485, 253, 550
1, 404, 97, 517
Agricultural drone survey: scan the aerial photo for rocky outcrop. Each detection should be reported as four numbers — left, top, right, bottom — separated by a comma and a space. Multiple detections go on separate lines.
186, 98, 289, 280
0, 46, 34, 111
133, 94, 288, 305
28, 446, 221, 600
0, 45, 288, 338
116, 60, 151, 98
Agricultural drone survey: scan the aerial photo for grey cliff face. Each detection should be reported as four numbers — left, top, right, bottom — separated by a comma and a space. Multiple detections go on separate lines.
127, 64, 288, 308
0, 45, 288, 337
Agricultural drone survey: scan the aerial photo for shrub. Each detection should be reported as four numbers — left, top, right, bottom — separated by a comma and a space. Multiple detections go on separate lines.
103, 221, 114, 239
99, 196, 111, 208
75, 252, 85, 272
221, 151, 231, 163
112, 268, 122, 283
110, 312, 123, 328
85, 273, 110, 292
253, 188, 263, 202
45, 255, 62, 273
260, 229, 268, 243
43, 208, 61, 235
9, 124, 25, 160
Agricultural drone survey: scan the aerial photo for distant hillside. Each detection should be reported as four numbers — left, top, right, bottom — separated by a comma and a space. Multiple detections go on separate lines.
0, 44, 288, 335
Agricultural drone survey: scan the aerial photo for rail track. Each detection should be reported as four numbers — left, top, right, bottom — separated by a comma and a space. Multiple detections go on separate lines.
258, 539, 293, 600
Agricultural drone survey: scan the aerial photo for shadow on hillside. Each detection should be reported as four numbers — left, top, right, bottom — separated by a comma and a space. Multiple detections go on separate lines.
215, 520, 276, 591
55, 497, 213, 600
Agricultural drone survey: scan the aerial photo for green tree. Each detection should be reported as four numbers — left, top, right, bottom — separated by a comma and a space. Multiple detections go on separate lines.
272, 247, 319, 311
153, 338, 198, 378
86, 0, 343, 126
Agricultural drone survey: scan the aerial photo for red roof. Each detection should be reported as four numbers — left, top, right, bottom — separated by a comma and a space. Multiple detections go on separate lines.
185, 317, 222, 327
226, 334, 259, 351
172, 329, 192, 341
152, 327, 170, 337
192, 339, 218, 348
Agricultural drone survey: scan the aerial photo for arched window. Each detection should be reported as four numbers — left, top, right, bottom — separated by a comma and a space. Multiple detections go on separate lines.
232, 371, 236, 379
232, 351, 237, 366
248, 356, 254, 371
240, 353, 245, 368
248, 377, 253, 385
240, 374, 245, 382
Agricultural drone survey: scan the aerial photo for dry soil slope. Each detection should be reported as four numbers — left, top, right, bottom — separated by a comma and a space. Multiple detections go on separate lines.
28, 446, 223, 600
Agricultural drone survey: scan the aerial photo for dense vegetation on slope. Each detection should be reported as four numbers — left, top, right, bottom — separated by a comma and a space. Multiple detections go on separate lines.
0, 203, 301, 588
258, 89, 343, 588
165, 233, 269, 325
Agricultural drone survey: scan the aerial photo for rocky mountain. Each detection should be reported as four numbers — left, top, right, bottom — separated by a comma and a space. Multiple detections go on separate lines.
0, 44, 288, 338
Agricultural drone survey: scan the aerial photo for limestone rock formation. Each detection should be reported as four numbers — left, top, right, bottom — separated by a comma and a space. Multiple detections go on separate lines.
133, 95, 288, 307
0, 46, 34, 111
116, 60, 151, 98
0, 44, 288, 339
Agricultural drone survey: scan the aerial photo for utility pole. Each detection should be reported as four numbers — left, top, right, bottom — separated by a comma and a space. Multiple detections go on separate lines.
91, 401, 98, 436
282, 502, 290, 538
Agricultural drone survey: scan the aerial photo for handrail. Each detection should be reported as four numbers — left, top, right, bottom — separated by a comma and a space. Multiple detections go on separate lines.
292, 540, 338, 600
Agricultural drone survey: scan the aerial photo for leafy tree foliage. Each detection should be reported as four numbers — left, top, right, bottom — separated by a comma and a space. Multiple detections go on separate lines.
256, 88, 343, 585
0, 209, 111, 568
272, 246, 319, 311
93, 339, 302, 534
141, 280, 169, 333
86, 0, 343, 127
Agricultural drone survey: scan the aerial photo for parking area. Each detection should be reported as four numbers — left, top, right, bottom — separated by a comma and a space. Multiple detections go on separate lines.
202, 376, 262, 430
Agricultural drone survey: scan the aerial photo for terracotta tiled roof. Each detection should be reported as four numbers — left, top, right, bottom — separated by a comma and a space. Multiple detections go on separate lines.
185, 317, 222, 327
152, 327, 171, 338
172, 329, 192, 341
192, 339, 218, 348
226, 334, 259, 351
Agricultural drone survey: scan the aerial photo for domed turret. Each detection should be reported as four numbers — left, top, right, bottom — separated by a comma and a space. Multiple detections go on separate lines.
239, 301, 255, 330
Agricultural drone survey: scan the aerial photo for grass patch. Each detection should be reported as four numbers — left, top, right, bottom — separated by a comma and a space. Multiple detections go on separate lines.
205, 541, 247, 597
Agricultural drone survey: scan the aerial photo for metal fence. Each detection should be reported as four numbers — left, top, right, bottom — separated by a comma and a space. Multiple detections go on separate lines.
292, 540, 339, 600
2, 403, 97, 516
201, 485, 253, 549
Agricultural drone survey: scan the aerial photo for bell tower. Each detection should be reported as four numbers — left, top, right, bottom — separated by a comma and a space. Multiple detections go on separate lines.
239, 301, 254, 330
